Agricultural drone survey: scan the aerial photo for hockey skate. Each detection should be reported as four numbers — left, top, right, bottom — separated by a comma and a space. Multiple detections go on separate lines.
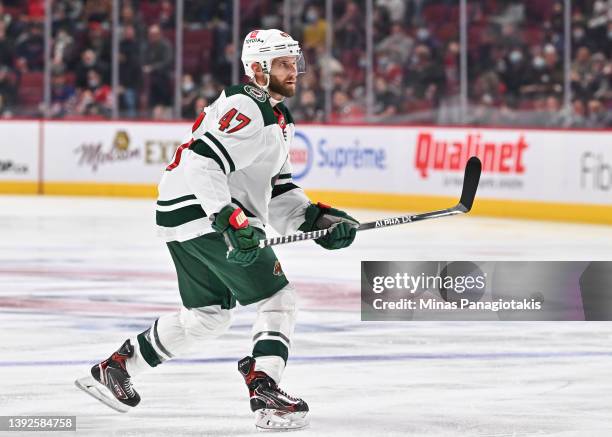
74, 340, 140, 413
238, 356, 309, 431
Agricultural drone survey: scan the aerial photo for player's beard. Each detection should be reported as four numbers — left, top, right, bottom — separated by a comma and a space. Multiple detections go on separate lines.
268, 74, 296, 98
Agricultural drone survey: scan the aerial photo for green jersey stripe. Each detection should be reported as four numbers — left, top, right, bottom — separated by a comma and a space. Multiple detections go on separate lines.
153, 319, 174, 358
252, 330, 291, 345
272, 183, 299, 198
190, 139, 227, 173
252, 339, 289, 363
277, 173, 292, 180
231, 197, 257, 218
156, 204, 207, 227
157, 194, 197, 206
137, 329, 163, 367
204, 132, 236, 172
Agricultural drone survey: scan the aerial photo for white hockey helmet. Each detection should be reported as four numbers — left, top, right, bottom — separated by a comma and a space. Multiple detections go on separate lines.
241, 29, 305, 83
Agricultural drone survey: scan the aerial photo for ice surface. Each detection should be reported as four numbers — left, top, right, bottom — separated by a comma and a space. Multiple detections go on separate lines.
1, 195, 612, 436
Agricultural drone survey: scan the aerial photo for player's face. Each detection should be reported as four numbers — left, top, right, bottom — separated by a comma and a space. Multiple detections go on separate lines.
269, 56, 299, 97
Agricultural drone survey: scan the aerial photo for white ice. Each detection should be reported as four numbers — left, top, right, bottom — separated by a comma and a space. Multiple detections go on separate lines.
1, 195, 612, 436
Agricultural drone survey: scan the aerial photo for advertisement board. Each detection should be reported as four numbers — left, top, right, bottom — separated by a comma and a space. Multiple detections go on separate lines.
0, 120, 40, 193
43, 121, 189, 186
0, 120, 609, 222
293, 126, 612, 206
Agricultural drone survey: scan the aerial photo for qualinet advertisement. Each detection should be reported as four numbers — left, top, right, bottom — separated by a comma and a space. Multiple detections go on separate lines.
0, 120, 39, 183
293, 126, 611, 206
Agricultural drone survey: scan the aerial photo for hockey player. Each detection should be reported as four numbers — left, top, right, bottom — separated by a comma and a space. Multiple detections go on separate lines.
75, 29, 359, 430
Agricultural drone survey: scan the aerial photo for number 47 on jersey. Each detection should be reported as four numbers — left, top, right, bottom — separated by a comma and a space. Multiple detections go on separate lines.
166, 108, 252, 171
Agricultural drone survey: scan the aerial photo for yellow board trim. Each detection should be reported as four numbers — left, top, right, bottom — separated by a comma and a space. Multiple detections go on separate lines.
306, 190, 612, 225
0, 181, 39, 194
2, 182, 611, 225
42, 182, 157, 198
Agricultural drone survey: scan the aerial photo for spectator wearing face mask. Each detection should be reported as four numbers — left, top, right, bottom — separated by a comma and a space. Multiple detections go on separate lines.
75, 49, 108, 91
404, 44, 446, 104
522, 44, 563, 97
180, 73, 197, 119
414, 25, 439, 55
76, 69, 111, 117
303, 5, 327, 52
499, 47, 529, 97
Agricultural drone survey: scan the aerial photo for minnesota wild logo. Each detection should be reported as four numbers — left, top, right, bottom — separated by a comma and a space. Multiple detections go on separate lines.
244, 85, 268, 103
273, 260, 284, 276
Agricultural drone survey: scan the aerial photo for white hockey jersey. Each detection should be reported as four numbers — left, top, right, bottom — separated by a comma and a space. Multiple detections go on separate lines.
156, 83, 310, 242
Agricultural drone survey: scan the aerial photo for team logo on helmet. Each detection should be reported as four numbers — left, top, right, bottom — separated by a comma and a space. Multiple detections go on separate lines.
244, 85, 268, 103
249, 30, 259, 38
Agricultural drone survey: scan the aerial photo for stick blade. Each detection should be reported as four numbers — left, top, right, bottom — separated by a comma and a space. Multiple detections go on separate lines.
458, 156, 482, 212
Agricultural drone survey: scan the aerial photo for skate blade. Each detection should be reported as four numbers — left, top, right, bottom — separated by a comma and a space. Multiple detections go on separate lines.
74, 376, 131, 414
255, 409, 309, 431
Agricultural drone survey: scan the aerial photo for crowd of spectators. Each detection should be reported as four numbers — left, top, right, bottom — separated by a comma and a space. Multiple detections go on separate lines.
0, 0, 232, 119
286, 0, 611, 126
0, 0, 609, 127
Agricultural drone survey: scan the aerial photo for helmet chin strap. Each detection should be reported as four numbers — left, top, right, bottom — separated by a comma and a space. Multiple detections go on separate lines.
253, 73, 285, 105
254, 73, 271, 92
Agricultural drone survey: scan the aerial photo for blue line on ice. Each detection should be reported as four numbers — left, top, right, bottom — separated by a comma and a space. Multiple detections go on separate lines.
1, 351, 612, 367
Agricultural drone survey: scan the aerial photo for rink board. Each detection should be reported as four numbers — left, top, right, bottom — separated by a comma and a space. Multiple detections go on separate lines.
0, 120, 40, 194
0, 120, 610, 224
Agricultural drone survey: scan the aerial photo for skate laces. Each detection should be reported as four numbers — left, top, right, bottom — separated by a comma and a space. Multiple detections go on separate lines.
122, 377, 135, 397
268, 380, 299, 403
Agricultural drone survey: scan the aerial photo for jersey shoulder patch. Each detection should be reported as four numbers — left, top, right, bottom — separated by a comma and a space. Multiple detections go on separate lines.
244, 84, 267, 102
224, 84, 277, 126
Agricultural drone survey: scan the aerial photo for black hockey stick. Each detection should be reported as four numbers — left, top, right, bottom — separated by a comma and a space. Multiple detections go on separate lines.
259, 156, 482, 248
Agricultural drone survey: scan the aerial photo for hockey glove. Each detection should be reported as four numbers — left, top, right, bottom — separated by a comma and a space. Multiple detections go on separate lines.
298, 202, 359, 250
212, 205, 260, 266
